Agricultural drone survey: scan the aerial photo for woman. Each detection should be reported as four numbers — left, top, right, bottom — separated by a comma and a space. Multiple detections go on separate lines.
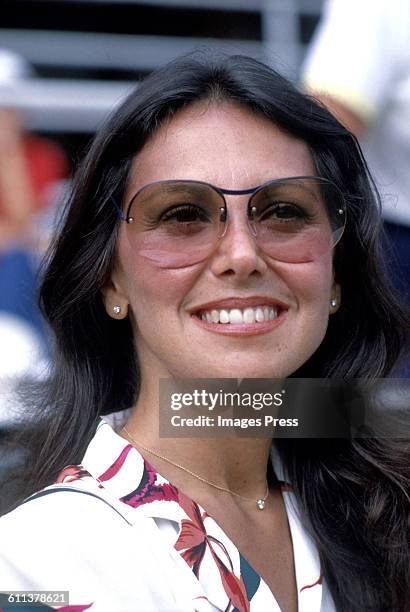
0, 54, 408, 612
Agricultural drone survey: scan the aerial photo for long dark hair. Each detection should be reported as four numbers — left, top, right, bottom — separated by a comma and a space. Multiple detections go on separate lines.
9, 53, 410, 610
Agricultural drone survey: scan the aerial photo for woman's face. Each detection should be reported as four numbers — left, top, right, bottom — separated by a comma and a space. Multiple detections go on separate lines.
103, 102, 340, 379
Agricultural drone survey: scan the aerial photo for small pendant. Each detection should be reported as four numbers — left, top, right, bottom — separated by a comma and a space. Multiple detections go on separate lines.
257, 498, 266, 510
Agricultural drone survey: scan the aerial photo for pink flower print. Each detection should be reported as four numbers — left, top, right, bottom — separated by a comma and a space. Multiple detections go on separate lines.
56, 465, 91, 484
175, 492, 250, 612
98, 444, 134, 482
57, 604, 93, 611
120, 459, 179, 508
300, 573, 322, 592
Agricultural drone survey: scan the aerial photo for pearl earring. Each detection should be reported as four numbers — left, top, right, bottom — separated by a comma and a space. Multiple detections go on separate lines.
112, 305, 122, 315
330, 298, 337, 308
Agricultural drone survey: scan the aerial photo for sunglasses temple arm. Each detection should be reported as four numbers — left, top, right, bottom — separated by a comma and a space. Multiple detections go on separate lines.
110, 195, 127, 221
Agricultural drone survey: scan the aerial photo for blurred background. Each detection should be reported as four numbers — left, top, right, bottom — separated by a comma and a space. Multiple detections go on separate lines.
0, 0, 324, 156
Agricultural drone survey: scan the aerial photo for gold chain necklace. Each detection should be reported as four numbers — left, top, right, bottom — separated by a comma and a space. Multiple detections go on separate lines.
121, 426, 270, 510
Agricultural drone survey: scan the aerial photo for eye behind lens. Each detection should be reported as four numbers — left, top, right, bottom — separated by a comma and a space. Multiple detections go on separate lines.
160, 204, 211, 224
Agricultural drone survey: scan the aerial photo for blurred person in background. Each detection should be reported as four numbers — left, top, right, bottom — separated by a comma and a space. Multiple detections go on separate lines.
302, 0, 410, 305
0, 48, 67, 518
0, 48, 68, 373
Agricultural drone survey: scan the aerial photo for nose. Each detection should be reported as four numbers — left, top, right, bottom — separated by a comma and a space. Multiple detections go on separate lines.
210, 197, 268, 279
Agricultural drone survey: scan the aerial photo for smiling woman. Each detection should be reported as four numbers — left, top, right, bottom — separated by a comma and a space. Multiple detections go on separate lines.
105, 103, 342, 381
0, 53, 409, 612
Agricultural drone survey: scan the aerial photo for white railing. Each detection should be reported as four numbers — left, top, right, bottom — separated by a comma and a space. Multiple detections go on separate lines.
0, 0, 323, 131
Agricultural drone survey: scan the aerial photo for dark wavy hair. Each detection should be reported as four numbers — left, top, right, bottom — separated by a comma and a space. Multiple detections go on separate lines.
8, 54, 410, 611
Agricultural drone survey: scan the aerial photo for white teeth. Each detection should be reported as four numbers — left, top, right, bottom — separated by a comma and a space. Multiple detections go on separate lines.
219, 309, 230, 324
199, 305, 280, 325
211, 309, 220, 323
255, 307, 265, 322
243, 307, 255, 324
229, 309, 243, 324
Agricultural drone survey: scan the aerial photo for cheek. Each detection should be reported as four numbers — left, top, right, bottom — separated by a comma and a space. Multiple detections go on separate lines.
278, 258, 334, 369
285, 255, 333, 300
280, 257, 334, 334
118, 238, 199, 323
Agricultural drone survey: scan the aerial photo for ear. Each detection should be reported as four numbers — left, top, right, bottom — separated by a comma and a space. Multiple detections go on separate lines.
101, 268, 129, 320
329, 281, 341, 314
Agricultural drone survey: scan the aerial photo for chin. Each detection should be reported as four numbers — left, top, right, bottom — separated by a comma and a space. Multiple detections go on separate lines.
177, 359, 298, 380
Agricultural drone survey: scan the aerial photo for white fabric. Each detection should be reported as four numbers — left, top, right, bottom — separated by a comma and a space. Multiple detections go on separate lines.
303, 0, 410, 225
0, 313, 44, 380
0, 419, 336, 611
0, 313, 48, 427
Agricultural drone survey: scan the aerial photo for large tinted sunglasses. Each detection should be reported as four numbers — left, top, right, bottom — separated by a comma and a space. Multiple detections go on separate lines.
111, 176, 346, 268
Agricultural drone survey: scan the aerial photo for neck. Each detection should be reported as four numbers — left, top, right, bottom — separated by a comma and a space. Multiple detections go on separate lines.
121, 380, 273, 497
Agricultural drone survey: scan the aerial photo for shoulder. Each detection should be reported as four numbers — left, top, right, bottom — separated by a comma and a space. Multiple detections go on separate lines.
302, 0, 410, 119
0, 481, 130, 531
0, 484, 132, 573
0, 484, 189, 610
0, 483, 151, 579
0, 482, 205, 611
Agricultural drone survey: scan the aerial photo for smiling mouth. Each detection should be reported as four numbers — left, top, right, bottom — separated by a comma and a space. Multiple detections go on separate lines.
196, 305, 278, 325
189, 296, 289, 336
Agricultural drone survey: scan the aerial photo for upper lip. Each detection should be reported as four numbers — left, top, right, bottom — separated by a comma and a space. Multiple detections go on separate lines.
188, 296, 289, 314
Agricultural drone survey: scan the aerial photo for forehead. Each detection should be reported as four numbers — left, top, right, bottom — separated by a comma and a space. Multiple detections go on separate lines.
125, 102, 316, 199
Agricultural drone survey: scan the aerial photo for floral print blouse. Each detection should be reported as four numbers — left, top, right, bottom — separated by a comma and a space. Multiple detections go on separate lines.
0, 418, 336, 611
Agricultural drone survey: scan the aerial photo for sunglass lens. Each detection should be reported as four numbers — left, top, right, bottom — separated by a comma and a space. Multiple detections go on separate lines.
249, 178, 345, 263
126, 181, 225, 268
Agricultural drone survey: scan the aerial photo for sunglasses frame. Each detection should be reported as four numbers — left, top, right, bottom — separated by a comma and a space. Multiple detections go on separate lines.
112, 173, 344, 219
110, 175, 346, 251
